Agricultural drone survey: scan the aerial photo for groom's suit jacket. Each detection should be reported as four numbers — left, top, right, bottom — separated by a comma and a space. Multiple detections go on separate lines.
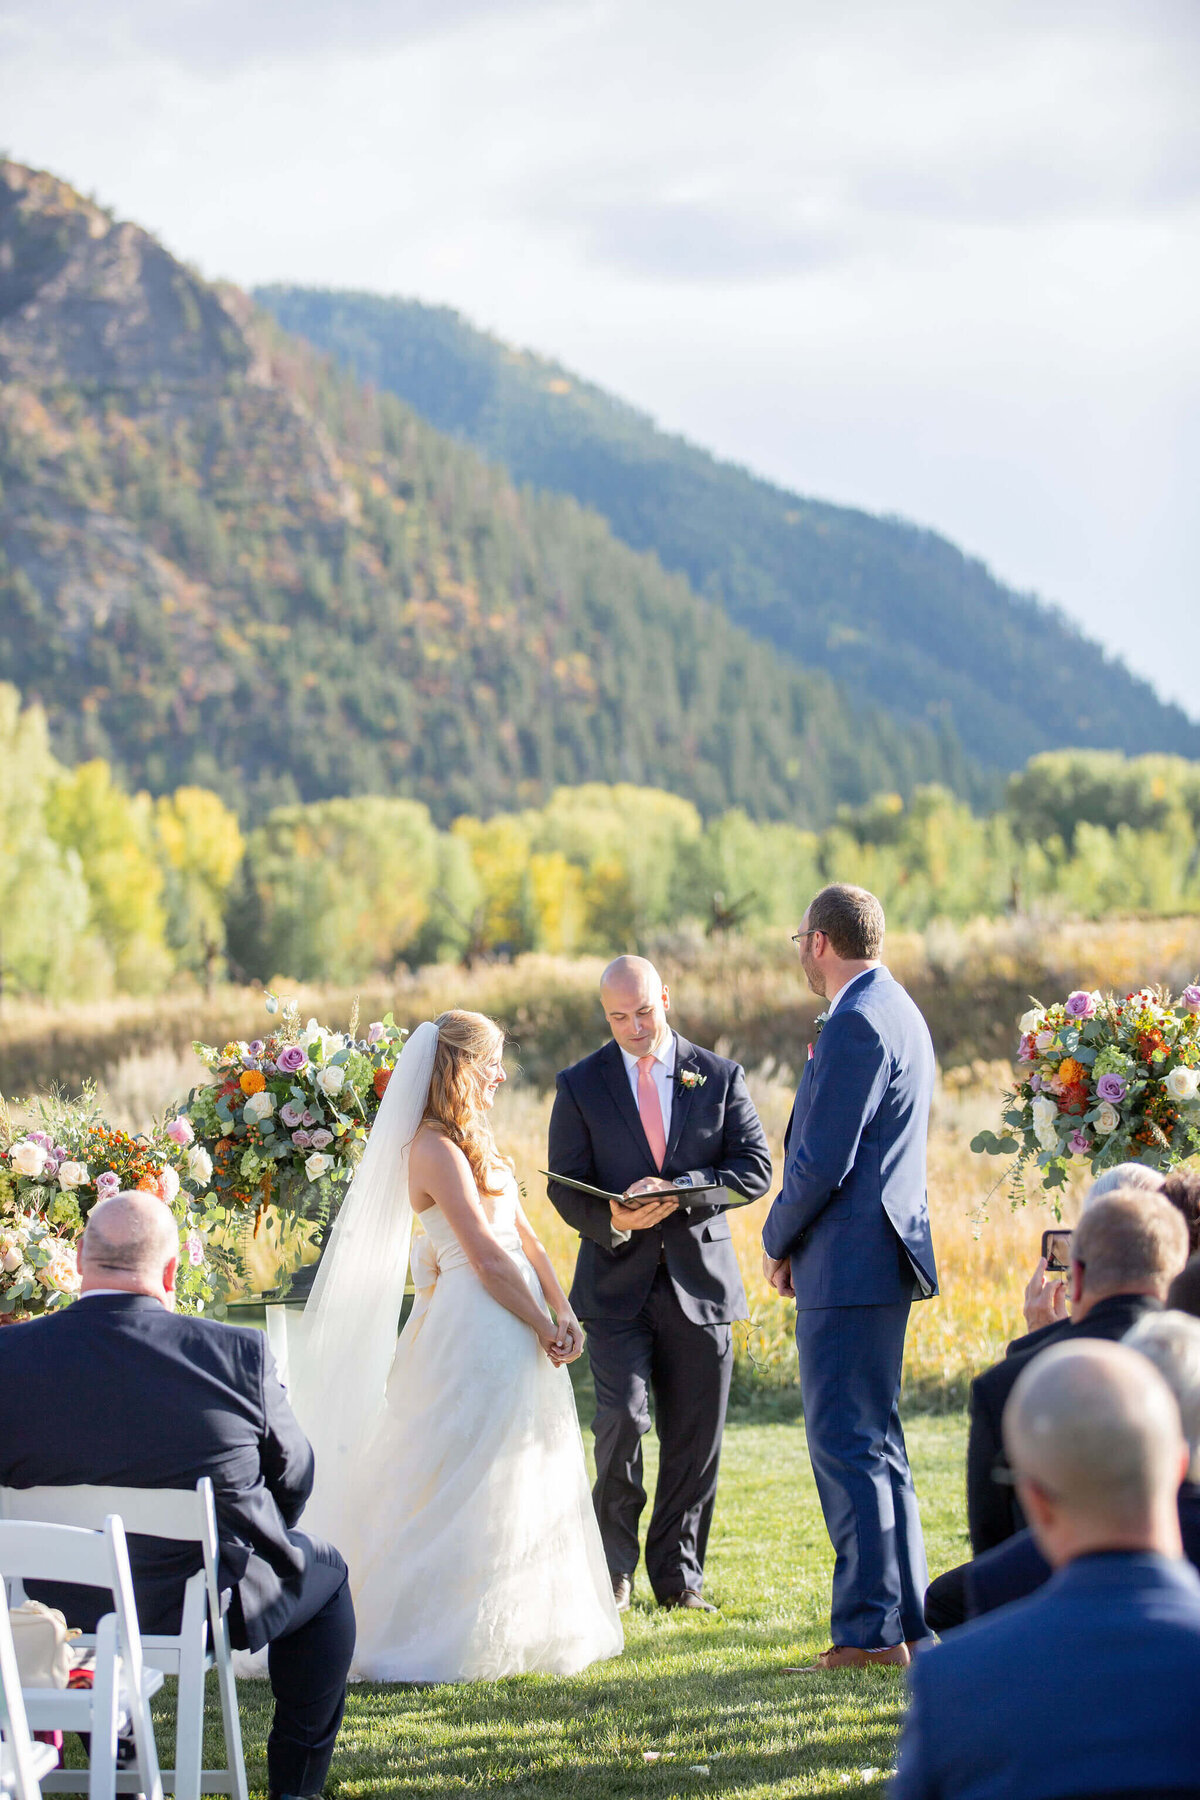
0, 1293, 319, 1653
547, 1033, 771, 1325
762, 966, 938, 1309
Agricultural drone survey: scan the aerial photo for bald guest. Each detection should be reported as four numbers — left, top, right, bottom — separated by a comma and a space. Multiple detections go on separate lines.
547, 956, 771, 1613
891, 1339, 1200, 1800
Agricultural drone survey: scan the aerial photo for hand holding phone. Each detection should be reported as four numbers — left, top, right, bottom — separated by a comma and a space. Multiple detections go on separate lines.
1041, 1228, 1072, 1273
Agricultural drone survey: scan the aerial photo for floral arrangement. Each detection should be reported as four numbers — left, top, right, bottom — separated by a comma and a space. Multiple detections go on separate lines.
974, 982, 1200, 1196
184, 995, 407, 1297
0, 1087, 222, 1321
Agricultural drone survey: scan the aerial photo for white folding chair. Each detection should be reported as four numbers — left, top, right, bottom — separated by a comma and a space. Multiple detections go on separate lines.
0, 1601, 60, 1800
0, 1487, 247, 1800
0, 1517, 162, 1800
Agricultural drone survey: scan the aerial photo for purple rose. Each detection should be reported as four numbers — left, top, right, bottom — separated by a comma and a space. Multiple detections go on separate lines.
291, 1130, 312, 1150
1030, 1073, 1042, 1092
249, 1040, 265, 1057
1068, 1129, 1091, 1156
95, 1170, 120, 1200
1183, 985, 1200, 1014
280, 1101, 304, 1129
302, 1110, 316, 1127
1096, 1072, 1127, 1102
309, 1128, 333, 1150
30, 1131, 52, 1150
368, 1021, 385, 1045
1065, 991, 1096, 1020
277, 1044, 307, 1074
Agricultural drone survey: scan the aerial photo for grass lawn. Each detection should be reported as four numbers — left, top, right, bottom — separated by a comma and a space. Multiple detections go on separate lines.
139, 1401, 969, 1800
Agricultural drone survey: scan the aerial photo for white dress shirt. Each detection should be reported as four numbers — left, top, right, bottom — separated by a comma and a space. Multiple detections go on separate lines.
825, 966, 877, 1017
620, 1032, 676, 1142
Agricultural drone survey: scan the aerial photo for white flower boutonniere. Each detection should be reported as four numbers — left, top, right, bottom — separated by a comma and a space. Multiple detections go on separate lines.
678, 1069, 706, 1090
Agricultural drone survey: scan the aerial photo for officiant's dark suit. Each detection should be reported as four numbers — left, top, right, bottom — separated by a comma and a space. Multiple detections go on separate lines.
0, 1294, 354, 1799
762, 963, 938, 1652
548, 1028, 771, 1601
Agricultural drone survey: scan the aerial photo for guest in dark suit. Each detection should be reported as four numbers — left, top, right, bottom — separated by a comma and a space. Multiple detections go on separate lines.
762, 884, 938, 1669
0, 1192, 354, 1800
547, 955, 771, 1610
962, 1309, 1200, 1622
964, 1190, 1187, 1554
891, 1338, 1200, 1800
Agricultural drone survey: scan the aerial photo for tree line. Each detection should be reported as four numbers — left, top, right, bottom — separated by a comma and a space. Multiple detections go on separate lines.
4, 682, 1199, 1000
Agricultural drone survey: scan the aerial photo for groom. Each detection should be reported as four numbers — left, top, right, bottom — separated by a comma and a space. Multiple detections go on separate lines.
762, 884, 938, 1668
548, 956, 771, 1611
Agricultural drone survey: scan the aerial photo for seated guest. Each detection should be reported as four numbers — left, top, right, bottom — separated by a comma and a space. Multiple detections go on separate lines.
1014, 1162, 1166, 1349
925, 1189, 1187, 1633
1169, 1252, 1200, 1318
0, 1192, 353, 1800
891, 1339, 1200, 1800
965, 1310, 1200, 1621
1163, 1167, 1200, 1258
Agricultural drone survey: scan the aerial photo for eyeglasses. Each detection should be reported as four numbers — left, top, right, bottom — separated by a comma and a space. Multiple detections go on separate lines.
790, 930, 819, 946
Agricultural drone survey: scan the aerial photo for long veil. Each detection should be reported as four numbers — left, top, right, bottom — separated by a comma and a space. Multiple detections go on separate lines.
280, 1019, 439, 1558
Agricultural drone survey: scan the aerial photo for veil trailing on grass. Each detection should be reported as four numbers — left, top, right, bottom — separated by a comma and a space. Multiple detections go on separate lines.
282, 1019, 439, 1558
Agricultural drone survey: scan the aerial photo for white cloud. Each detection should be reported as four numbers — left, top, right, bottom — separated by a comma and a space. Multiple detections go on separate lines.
1, 0, 1196, 715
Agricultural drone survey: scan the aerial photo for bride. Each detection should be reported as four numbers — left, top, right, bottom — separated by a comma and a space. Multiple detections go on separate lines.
283, 1010, 623, 1682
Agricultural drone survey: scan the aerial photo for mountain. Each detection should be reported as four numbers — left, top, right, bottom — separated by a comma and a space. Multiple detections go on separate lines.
256, 286, 1200, 773
0, 160, 972, 826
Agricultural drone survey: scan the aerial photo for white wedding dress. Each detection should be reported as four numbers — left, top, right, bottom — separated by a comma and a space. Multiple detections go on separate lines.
349, 1170, 623, 1681
274, 1022, 622, 1686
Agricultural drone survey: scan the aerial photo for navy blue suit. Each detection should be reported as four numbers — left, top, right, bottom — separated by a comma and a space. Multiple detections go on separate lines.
892, 1554, 1200, 1800
763, 966, 937, 1648
0, 1294, 355, 1797
548, 1033, 771, 1596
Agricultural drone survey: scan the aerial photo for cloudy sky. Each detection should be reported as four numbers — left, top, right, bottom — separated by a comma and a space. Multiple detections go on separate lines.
2, 0, 1198, 716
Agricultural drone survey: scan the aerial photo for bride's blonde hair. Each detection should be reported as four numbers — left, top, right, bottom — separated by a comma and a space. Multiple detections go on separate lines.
423, 1010, 511, 1197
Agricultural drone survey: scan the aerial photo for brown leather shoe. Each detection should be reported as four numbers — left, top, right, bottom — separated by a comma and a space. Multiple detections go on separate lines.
786, 1643, 911, 1672
659, 1590, 718, 1613
612, 1575, 632, 1612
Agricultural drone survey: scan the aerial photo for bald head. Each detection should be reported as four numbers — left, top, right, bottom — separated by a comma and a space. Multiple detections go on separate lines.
600, 956, 670, 1058
79, 1192, 180, 1306
1004, 1339, 1187, 1563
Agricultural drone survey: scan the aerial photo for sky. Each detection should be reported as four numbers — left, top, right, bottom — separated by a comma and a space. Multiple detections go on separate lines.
2, 0, 1198, 717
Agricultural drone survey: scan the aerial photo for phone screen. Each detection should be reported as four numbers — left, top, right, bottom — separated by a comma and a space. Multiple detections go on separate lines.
1041, 1228, 1072, 1273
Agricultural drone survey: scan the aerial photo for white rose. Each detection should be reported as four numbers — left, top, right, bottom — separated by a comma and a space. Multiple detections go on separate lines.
38, 1246, 81, 1293
1019, 1009, 1045, 1036
1034, 1031, 1055, 1054
1, 1237, 22, 1272
1031, 1096, 1059, 1131
1093, 1101, 1120, 1135
187, 1145, 214, 1186
304, 1151, 333, 1183
57, 1160, 88, 1191
1165, 1066, 1200, 1104
9, 1140, 48, 1178
243, 1090, 276, 1123
316, 1065, 345, 1097
1035, 1120, 1060, 1153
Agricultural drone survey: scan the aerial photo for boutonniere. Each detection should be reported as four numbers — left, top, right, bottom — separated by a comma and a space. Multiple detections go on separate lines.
807, 1012, 830, 1061
678, 1068, 706, 1090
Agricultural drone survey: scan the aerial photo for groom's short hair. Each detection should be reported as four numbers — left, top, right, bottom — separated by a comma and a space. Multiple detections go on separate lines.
807, 884, 885, 959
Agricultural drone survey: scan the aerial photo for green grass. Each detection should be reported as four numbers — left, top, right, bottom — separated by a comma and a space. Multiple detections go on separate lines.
127, 1407, 969, 1799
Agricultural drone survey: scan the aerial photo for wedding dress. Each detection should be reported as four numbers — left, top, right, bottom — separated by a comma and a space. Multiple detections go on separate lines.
278, 1022, 623, 1684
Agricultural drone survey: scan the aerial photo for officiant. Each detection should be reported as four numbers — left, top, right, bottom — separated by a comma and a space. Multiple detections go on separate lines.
547, 956, 771, 1612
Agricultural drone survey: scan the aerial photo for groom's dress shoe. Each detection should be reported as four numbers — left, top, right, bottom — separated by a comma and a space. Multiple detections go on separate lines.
268, 1791, 325, 1799
801, 1643, 911, 1671
659, 1590, 717, 1613
612, 1575, 632, 1611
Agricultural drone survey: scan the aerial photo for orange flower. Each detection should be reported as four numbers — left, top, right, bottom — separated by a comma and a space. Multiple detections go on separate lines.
240, 1069, 267, 1095
373, 1068, 392, 1100
135, 1174, 158, 1192
1058, 1058, 1086, 1087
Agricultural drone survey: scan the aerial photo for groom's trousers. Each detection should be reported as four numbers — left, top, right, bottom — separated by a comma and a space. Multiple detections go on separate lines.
796, 1300, 931, 1648
587, 1266, 732, 1599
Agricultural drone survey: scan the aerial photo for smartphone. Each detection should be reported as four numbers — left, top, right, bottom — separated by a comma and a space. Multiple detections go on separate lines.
1041, 1227, 1072, 1273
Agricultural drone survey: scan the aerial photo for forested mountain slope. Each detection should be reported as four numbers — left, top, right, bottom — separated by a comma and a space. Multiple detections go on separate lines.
0, 160, 977, 825
257, 286, 1200, 772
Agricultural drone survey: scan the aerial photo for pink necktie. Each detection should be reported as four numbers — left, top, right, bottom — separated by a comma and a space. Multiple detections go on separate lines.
637, 1055, 667, 1171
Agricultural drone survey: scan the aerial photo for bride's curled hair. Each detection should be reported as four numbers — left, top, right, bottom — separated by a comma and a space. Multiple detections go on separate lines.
424, 1010, 512, 1198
